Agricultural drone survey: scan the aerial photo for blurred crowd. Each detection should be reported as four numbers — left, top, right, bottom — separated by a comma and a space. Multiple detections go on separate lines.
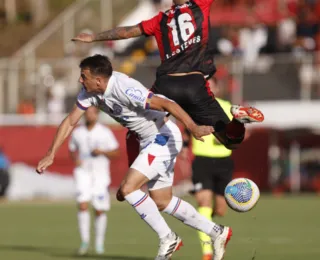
210, 0, 320, 61
149, 0, 320, 61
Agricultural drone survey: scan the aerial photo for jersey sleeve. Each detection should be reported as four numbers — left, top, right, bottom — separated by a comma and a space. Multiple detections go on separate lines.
139, 13, 161, 36
120, 81, 154, 110
76, 88, 92, 110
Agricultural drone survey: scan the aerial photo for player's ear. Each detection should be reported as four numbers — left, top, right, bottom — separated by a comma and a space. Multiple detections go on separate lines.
96, 76, 102, 86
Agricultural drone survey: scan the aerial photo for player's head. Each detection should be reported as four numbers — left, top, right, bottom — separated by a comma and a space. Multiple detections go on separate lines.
79, 54, 113, 93
84, 106, 99, 126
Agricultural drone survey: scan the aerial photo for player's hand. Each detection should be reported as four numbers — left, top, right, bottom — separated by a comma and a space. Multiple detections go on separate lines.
91, 149, 103, 157
75, 159, 82, 167
71, 33, 95, 43
36, 154, 54, 174
191, 125, 214, 142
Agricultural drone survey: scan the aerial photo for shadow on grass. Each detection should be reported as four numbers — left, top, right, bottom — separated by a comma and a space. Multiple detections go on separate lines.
0, 244, 153, 260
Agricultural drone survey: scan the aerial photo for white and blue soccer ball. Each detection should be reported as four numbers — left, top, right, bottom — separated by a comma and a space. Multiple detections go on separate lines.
224, 178, 260, 213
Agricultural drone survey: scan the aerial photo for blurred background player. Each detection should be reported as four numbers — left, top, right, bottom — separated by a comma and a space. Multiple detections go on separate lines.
181, 77, 235, 260
68, 106, 120, 255
0, 147, 10, 198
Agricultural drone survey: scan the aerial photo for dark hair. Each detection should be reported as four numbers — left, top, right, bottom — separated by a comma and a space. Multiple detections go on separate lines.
79, 54, 113, 78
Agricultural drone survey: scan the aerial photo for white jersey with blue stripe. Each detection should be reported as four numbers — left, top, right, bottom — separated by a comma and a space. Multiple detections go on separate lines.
77, 71, 168, 140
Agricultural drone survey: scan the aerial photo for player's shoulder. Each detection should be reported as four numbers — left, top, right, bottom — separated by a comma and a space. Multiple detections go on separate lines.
95, 123, 108, 130
96, 124, 116, 137
112, 71, 128, 79
72, 124, 86, 136
112, 71, 135, 84
113, 71, 144, 88
95, 123, 110, 132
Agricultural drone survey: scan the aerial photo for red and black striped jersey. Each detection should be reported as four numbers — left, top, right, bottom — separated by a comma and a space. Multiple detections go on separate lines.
139, 0, 216, 78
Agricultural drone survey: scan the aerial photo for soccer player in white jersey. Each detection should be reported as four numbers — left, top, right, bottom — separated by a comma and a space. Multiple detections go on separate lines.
69, 106, 119, 255
36, 55, 232, 260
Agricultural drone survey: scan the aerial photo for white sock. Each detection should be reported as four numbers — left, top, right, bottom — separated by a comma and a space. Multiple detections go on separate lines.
125, 190, 172, 239
95, 213, 107, 248
78, 210, 90, 244
163, 196, 222, 240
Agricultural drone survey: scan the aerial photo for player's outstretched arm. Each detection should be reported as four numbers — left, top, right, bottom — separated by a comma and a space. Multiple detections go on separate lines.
149, 96, 214, 142
72, 24, 143, 43
36, 106, 85, 174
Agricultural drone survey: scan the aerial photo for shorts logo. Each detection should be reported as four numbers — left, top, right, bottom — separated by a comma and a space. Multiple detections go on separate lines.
148, 154, 156, 165
154, 134, 169, 146
125, 88, 146, 103
97, 195, 105, 200
140, 213, 147, 219
112, 104, 122, 115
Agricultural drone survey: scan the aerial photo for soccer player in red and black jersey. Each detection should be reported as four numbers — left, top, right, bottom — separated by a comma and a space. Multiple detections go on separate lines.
72, 3, 264, 258
73, 0, 264, 153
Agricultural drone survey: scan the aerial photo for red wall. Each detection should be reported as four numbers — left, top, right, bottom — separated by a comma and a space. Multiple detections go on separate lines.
0, 126, 270, 189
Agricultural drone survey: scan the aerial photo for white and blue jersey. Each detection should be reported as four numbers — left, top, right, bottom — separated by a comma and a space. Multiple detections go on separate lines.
77, 71, 168, 141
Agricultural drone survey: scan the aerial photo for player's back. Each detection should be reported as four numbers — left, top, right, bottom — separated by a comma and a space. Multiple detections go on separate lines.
140, 0, 216, 78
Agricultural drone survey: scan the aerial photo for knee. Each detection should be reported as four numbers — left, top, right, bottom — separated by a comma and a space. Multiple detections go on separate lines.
78, 202, 89, 211
214, 208, 227, 217
153, 198, 171, 212
119, 183, 137, 198
157, 201, 170, 212
95, 210, 105, 216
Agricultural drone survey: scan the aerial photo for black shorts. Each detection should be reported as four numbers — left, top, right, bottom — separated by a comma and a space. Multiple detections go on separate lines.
152, 74, 230, 127
191, 156, 234, 195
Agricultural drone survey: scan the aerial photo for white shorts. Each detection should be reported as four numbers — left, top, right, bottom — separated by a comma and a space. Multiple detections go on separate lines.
130, 120, 183, 191
74, 169, 110, 211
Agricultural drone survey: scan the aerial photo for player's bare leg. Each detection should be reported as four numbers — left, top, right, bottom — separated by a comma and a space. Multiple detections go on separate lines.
150, 187, 232, 260
118, 169, 178, 260
94, 209, 107, 255
213, 195, 228, 218
77, 202, 90, 255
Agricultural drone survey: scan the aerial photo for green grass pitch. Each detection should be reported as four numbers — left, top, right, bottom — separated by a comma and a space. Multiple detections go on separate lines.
0, 195, 319, 260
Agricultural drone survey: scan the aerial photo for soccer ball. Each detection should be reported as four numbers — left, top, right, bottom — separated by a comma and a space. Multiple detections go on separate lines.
224, 178, 260, 213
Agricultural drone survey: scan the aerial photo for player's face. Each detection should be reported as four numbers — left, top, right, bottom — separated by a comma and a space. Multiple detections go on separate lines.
79, 69, 99, 93
85, 106, 99, 124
